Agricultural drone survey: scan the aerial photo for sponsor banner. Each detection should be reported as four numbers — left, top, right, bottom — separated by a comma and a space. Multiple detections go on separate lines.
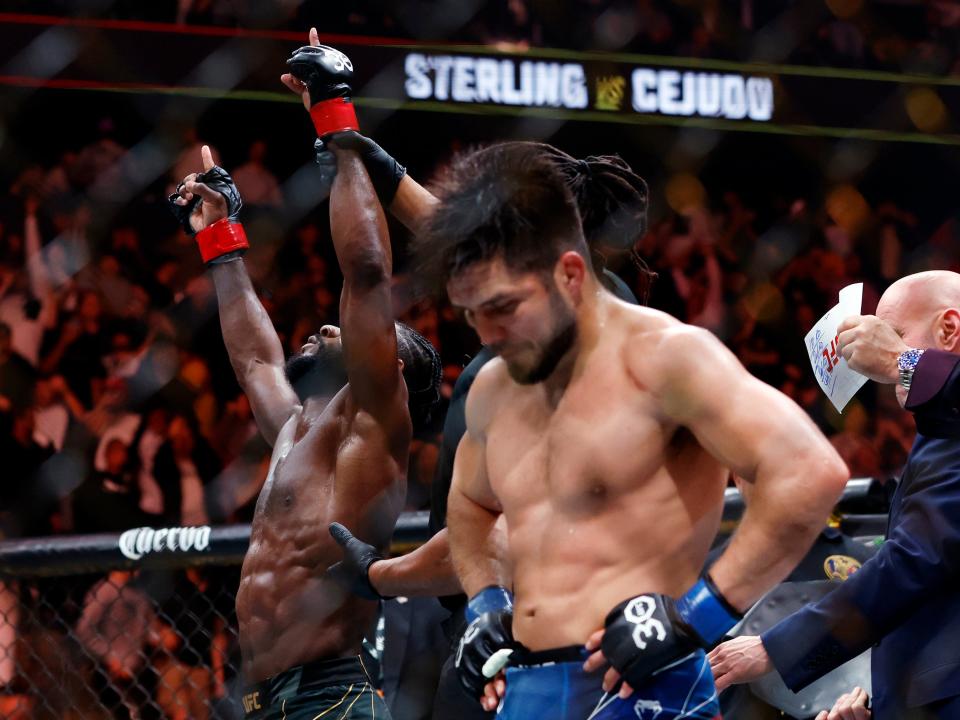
119, 525, 212, 561
0, 15, 959, 139
403, 52, 774, 121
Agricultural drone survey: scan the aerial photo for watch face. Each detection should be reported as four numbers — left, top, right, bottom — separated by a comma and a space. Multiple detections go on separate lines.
898, 348, 924, 371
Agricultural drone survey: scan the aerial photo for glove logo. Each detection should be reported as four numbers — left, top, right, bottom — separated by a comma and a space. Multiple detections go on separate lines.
624, 596, 666, 650
456, 620, 481, 669
323, 46, 353, 73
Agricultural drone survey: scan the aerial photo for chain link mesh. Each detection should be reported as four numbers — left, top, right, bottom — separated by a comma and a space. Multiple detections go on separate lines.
0, 566, 245, 720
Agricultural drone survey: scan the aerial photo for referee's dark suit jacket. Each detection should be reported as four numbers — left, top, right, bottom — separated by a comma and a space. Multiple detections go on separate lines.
762, 350, 960, 718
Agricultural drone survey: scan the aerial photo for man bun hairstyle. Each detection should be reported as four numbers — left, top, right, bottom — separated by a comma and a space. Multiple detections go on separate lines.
541, 145, 656, 304
551, 150, 649, 250
414, 141, 654, 300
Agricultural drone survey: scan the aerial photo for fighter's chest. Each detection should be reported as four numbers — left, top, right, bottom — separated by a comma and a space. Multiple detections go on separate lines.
485, 381, 665, 510
255, 419, 341, 519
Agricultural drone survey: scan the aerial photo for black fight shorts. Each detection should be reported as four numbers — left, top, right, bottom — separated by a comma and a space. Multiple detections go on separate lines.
242, 656, 391, 720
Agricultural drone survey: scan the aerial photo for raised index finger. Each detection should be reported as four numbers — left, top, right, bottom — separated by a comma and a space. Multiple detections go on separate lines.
309, 27, 319, 46
201, 144, 215, 172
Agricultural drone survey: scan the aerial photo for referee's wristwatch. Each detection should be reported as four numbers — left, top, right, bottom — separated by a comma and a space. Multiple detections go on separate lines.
898, 348, 925, 391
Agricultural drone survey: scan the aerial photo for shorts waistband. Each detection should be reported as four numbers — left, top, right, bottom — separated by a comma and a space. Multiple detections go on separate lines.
511, 644, 588, 667
241, 656, 372, 714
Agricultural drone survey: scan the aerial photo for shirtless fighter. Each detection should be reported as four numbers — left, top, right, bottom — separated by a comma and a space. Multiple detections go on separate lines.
313, 133, 652, 720
409, 143, 849, 718
168, 135, 441, 716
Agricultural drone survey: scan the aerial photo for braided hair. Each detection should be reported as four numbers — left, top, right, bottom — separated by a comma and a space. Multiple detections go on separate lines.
416, 141, 656, 303
395, 321, 442, 430
532, 143, 657, 304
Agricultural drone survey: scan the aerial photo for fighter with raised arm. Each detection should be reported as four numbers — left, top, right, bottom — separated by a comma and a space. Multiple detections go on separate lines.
280, 30, 652, 610
315, 134, 654, 720
404, 143, 848, 718
167, 53, 441, 717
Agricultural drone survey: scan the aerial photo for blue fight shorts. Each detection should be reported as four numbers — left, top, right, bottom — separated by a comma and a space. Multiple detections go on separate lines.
496, 646, 719, 720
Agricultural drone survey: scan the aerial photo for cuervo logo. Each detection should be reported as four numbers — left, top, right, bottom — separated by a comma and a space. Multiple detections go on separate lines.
118, 526, 212, 561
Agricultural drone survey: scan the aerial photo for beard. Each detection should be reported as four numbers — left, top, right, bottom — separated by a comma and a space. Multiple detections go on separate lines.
502, 290, 578, 385
284, 345, 349, 402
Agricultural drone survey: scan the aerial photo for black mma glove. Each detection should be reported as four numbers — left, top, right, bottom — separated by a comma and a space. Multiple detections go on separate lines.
287, 45, 359, 138
601, 576, 741, 689
316, 131, 406, 207
167, 166, 247, 264
326, 522, 386, 601
455, 586, 515, 698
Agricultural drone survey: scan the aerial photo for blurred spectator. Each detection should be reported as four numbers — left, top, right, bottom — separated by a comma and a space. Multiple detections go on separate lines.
209, 393, 256, 464
18, 615, 104, 720
0, 580, 17, 687
154, 569, 231, 720
479, 0, 542, 49
276, 221, 323, 277
42, 150, 78, 201
31, 375, 76, 452
72, 438, 150, 534
124, 0, 960, 75
80, 254, 137, 320
0, 321, 36, 418
177, 356, 218, 438
75, 571, 157, 720
169, 129, 220, 196
153, 413, 221, 526
0, 406, 56, 537
679, 241, 727, 335
0, 198, 58, 366
830, 402, 882, 478
90, 379, 143, 475
231, 140, 283, 209
129, 407, 172, 518
40, 291, 111, 410
72, 118, 126, 201
43, 203, 92, 290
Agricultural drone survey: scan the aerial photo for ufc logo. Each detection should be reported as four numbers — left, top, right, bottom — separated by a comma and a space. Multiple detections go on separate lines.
242, 691, 262, 713
623, 596, 666, 650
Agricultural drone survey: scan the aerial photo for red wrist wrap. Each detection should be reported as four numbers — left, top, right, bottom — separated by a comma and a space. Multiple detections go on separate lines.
310, 97, 359, 138
196, 219, 248, 264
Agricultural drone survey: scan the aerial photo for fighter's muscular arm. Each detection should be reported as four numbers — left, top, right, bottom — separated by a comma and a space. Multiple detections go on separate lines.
326, 140, 407, 425
368, 528, 462, 596
280, 29, 439, 235
211, 264, 299, 446
178, 146, 299, 447
637, 326, 849, 610
389, 175, 439, 233
447, 363, 510, 594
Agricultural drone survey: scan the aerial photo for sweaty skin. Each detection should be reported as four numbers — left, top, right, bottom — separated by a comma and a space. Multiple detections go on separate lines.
186, 144, 410, 682
447, 254, 848, 653
234, 379, 406, 682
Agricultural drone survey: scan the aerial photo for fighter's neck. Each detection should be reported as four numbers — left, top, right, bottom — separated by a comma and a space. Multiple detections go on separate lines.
300, 386, 346, 421
540, 285, 614, 401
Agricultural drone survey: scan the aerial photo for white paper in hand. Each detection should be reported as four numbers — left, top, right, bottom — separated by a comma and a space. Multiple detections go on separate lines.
804, 283, 868, 412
